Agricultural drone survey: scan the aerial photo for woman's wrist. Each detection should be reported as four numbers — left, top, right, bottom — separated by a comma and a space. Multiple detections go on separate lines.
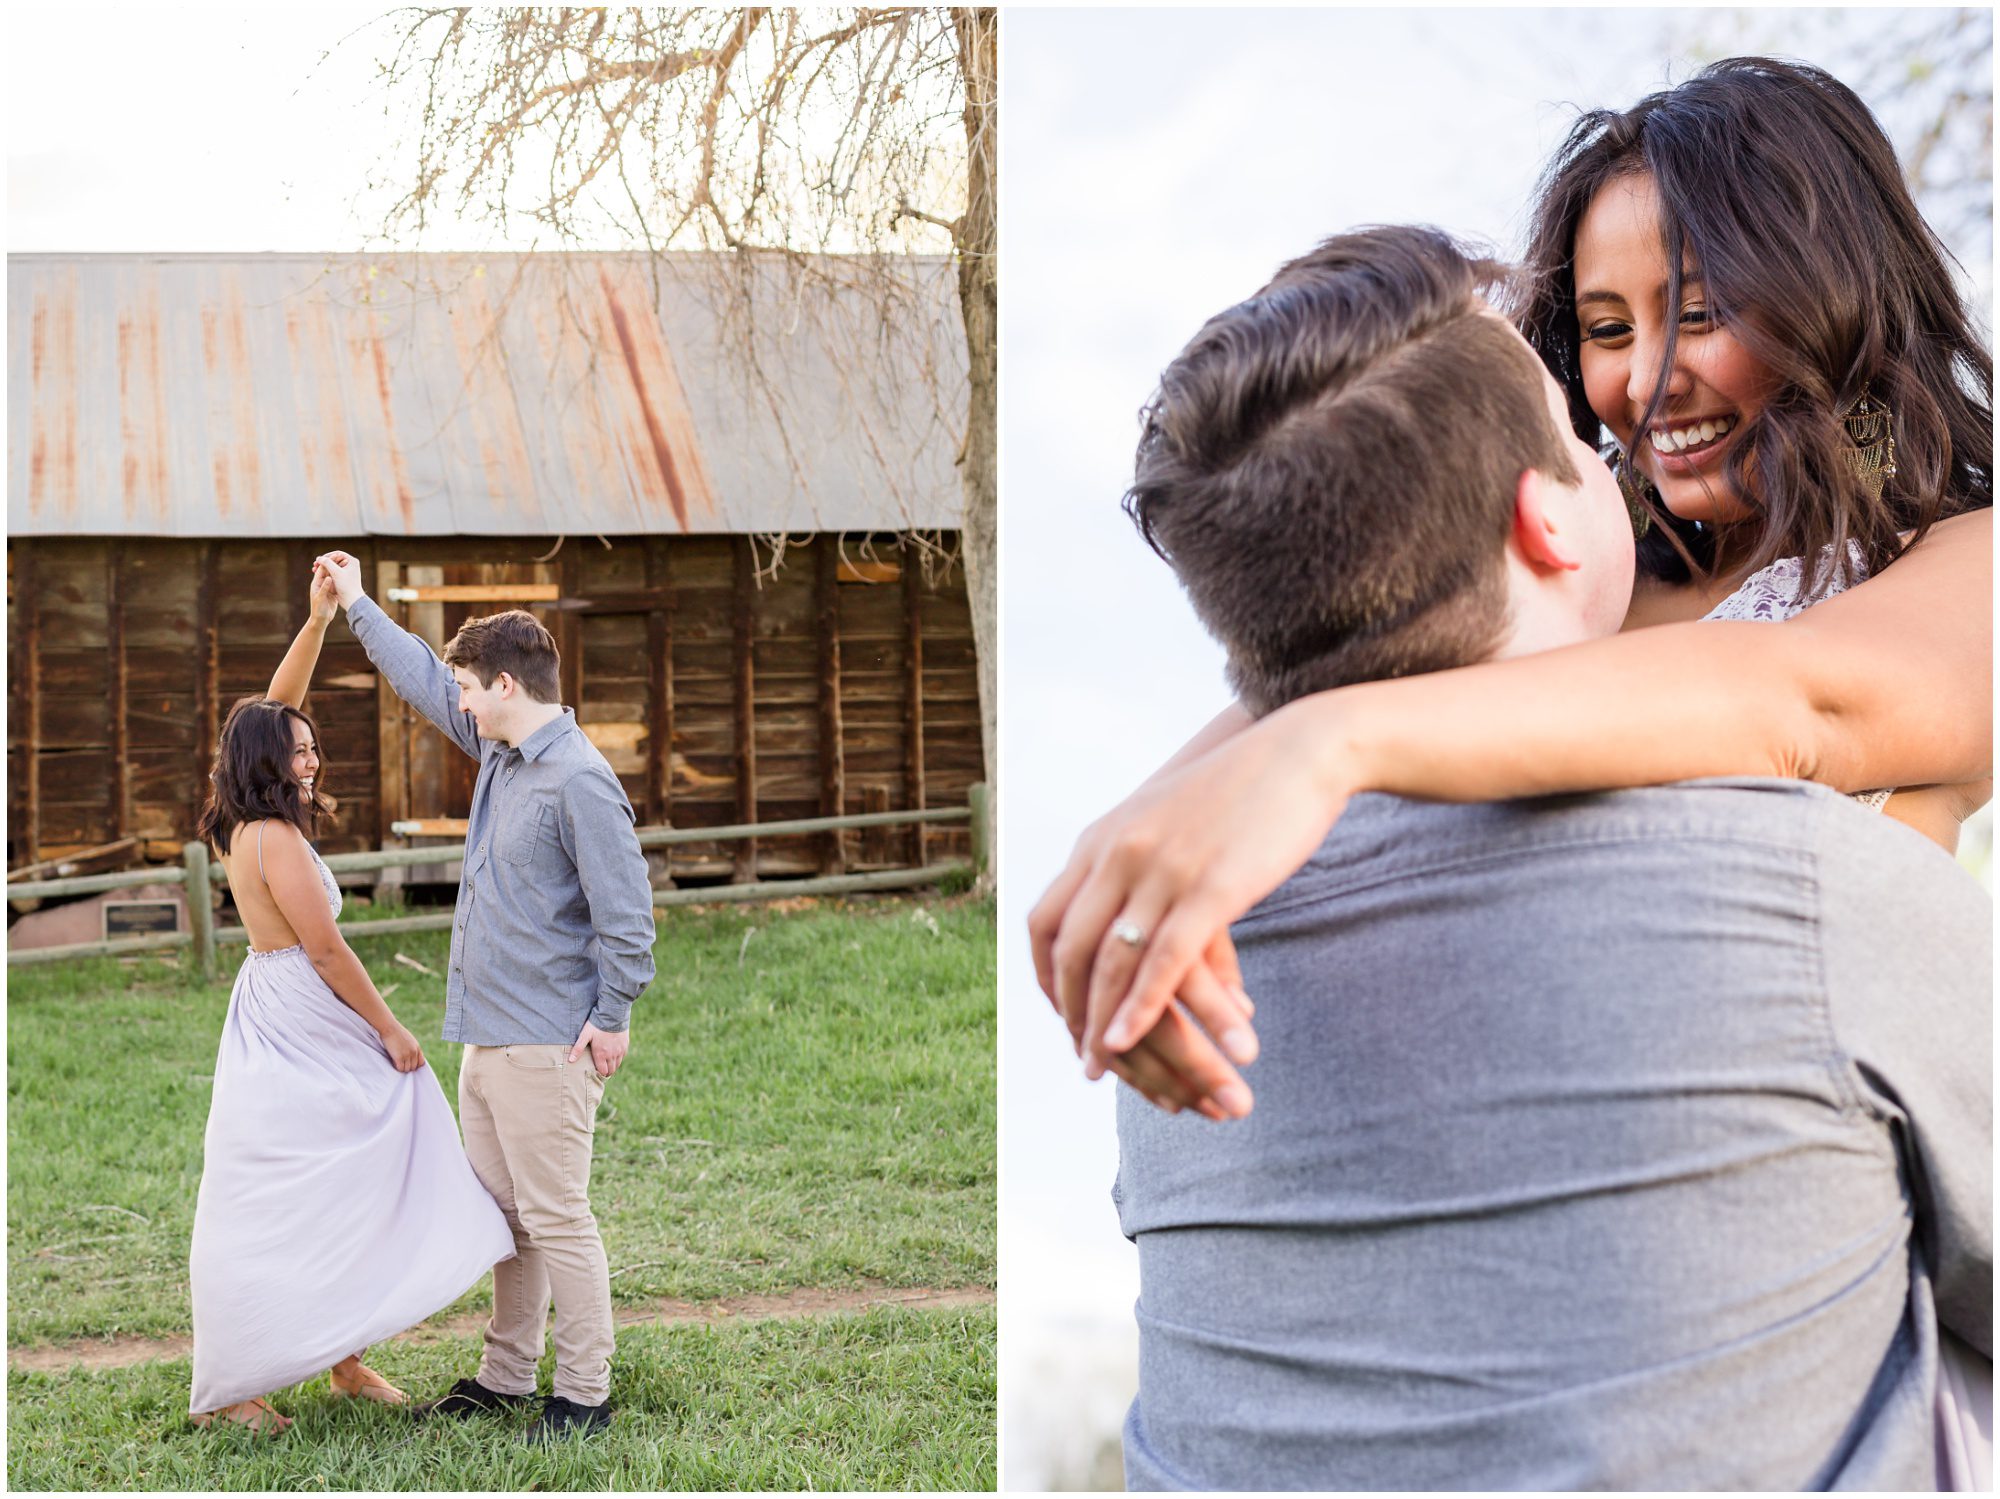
1265, 689, 1374, 814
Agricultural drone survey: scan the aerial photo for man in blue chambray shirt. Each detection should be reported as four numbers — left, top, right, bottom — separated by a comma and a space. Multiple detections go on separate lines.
1095, 229, 1990, 1488
316, 550, 655, 1443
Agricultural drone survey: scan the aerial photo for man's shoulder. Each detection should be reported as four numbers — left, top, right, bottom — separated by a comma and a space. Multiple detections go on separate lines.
1248, 777, 1983, 942
1323, 775, 1836, 864
543, 724, 609, 772
1249, 779, 1851, 923
541, 726, 634, 809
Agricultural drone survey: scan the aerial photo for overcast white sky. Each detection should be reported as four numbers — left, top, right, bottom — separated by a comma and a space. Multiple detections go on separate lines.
6, 5, 527, 251
998, 8, 1990, 1488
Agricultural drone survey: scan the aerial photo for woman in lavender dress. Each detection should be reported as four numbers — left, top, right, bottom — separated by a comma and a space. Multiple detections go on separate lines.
187, 570, 513, 1432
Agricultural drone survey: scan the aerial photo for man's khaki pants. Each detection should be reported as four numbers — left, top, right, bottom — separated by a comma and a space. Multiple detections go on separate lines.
459, 1043, 614, 1407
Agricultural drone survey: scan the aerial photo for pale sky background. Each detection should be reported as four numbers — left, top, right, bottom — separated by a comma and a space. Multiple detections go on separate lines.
999, 8, 1991, 1489
7, 6, 539, 252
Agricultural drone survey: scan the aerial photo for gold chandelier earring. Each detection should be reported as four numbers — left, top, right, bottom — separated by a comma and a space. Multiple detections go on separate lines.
1841, 385, 1898, 504
1613, 449, 1655, 539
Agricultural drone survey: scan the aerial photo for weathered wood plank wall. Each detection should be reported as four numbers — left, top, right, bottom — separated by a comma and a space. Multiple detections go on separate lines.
7, 534, 978, 881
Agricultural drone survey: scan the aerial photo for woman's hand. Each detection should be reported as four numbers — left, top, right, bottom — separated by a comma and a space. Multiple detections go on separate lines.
1029, 699, 1356, 1076
314, 551, 367, 609
1082, 935, 1259, 1118
381, 1023, 426, 1074
308, 565, 339, 624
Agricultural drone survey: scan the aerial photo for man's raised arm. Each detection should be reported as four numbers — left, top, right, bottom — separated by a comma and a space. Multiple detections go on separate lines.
314, 551, 481, 761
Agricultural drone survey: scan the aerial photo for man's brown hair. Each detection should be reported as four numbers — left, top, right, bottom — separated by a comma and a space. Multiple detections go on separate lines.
442, 609, 562, 703
1125, 225, 1580, 715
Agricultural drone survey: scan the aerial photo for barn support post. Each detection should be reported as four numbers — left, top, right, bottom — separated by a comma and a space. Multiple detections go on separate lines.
109, 544, 131, 844
644, 540, 672, 834
287, 540, 312, 637
903, 556, 928, 867
732, 540, 758, 882
373, 557, 408, 907
184, 840, 215, 981
196, 542, 220, 820
557, 545, 583, 712
18, 545, 44, 865
815, 539, 847, 876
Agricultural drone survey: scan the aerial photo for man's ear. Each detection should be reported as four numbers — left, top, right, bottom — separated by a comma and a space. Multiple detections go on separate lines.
1513, 469, 1582, 573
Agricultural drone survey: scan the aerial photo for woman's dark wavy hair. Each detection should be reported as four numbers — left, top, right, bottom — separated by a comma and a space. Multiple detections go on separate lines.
194, 697, 337, 855
1516, 56, 1992, 597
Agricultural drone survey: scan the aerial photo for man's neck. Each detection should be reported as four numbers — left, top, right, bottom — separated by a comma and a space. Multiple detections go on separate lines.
503, 701, 567, 748
1490, 597, 1606, 662
1493, 552, 1628, 660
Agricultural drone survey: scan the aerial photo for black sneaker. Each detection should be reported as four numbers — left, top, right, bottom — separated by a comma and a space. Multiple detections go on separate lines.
524, 1394, 612, 1443
414, 1377, 534, 1420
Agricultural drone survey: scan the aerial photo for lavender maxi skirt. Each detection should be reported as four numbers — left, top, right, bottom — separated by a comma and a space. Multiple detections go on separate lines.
189, 945, 515, 1414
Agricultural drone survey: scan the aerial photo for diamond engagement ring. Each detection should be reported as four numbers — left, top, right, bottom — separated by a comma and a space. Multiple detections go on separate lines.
1111, 918, 1147, 948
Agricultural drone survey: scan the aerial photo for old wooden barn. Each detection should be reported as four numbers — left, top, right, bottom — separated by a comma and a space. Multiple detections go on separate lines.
9, 252, 981, 885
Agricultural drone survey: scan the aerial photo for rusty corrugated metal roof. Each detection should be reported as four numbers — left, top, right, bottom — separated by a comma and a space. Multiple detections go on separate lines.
9, 252, 967, 536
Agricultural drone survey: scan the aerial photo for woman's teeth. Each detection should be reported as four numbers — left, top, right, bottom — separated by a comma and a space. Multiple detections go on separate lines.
1648, 414, 1736, 455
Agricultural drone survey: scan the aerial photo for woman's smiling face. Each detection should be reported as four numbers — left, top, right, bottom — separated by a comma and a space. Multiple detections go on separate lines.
1572, 171, 1780, 527
288, 715, 319, 802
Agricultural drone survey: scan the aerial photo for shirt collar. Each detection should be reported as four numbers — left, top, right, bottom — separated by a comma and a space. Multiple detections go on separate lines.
515, 708, 576, 763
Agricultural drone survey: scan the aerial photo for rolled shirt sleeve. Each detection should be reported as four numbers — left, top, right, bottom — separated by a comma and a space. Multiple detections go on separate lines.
346, 595, 482, 760
557, 766, 657, 1033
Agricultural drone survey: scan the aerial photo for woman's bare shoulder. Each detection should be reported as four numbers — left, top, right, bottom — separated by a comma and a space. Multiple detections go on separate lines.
245, 817, 313, 867
1912, 506, 1992, 551
261, 818, 311, 845
1812, 504, 1992, 621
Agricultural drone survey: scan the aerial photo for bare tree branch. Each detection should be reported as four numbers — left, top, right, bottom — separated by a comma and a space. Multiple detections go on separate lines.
359, 7, 1000, 846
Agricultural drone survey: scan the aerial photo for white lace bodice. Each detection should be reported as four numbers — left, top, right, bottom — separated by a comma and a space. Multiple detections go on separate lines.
1701, 543, 1868, 623
1702, 543, 1891, 811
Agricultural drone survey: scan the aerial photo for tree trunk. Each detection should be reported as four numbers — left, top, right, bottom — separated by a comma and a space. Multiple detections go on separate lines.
953, 5, 999, 885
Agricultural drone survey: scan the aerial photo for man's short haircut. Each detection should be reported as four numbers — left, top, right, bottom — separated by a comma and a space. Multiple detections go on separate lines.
442, 609, 562, 704
1125, 225, 1582, 715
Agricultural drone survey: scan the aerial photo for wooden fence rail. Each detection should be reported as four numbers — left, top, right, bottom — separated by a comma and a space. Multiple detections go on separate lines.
9, 791, 986, 976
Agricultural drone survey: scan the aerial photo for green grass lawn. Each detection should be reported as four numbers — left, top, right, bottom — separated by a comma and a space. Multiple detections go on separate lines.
8, 1307, 996, 1491
9, 895, 996, 1346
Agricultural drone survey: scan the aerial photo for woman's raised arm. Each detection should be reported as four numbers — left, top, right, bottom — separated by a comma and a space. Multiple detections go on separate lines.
1032, 507, 1991, 1071
265, 569, 341, 709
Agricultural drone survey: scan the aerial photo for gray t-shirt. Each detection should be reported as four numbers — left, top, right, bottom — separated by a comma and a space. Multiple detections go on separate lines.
1116, 780, 1991, 1491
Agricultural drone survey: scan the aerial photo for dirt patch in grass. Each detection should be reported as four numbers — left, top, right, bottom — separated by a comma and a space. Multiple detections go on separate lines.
9, 1282, 995, 1374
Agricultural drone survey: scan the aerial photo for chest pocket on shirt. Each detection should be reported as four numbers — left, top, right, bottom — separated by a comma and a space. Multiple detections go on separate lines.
500, 800, 554, 866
